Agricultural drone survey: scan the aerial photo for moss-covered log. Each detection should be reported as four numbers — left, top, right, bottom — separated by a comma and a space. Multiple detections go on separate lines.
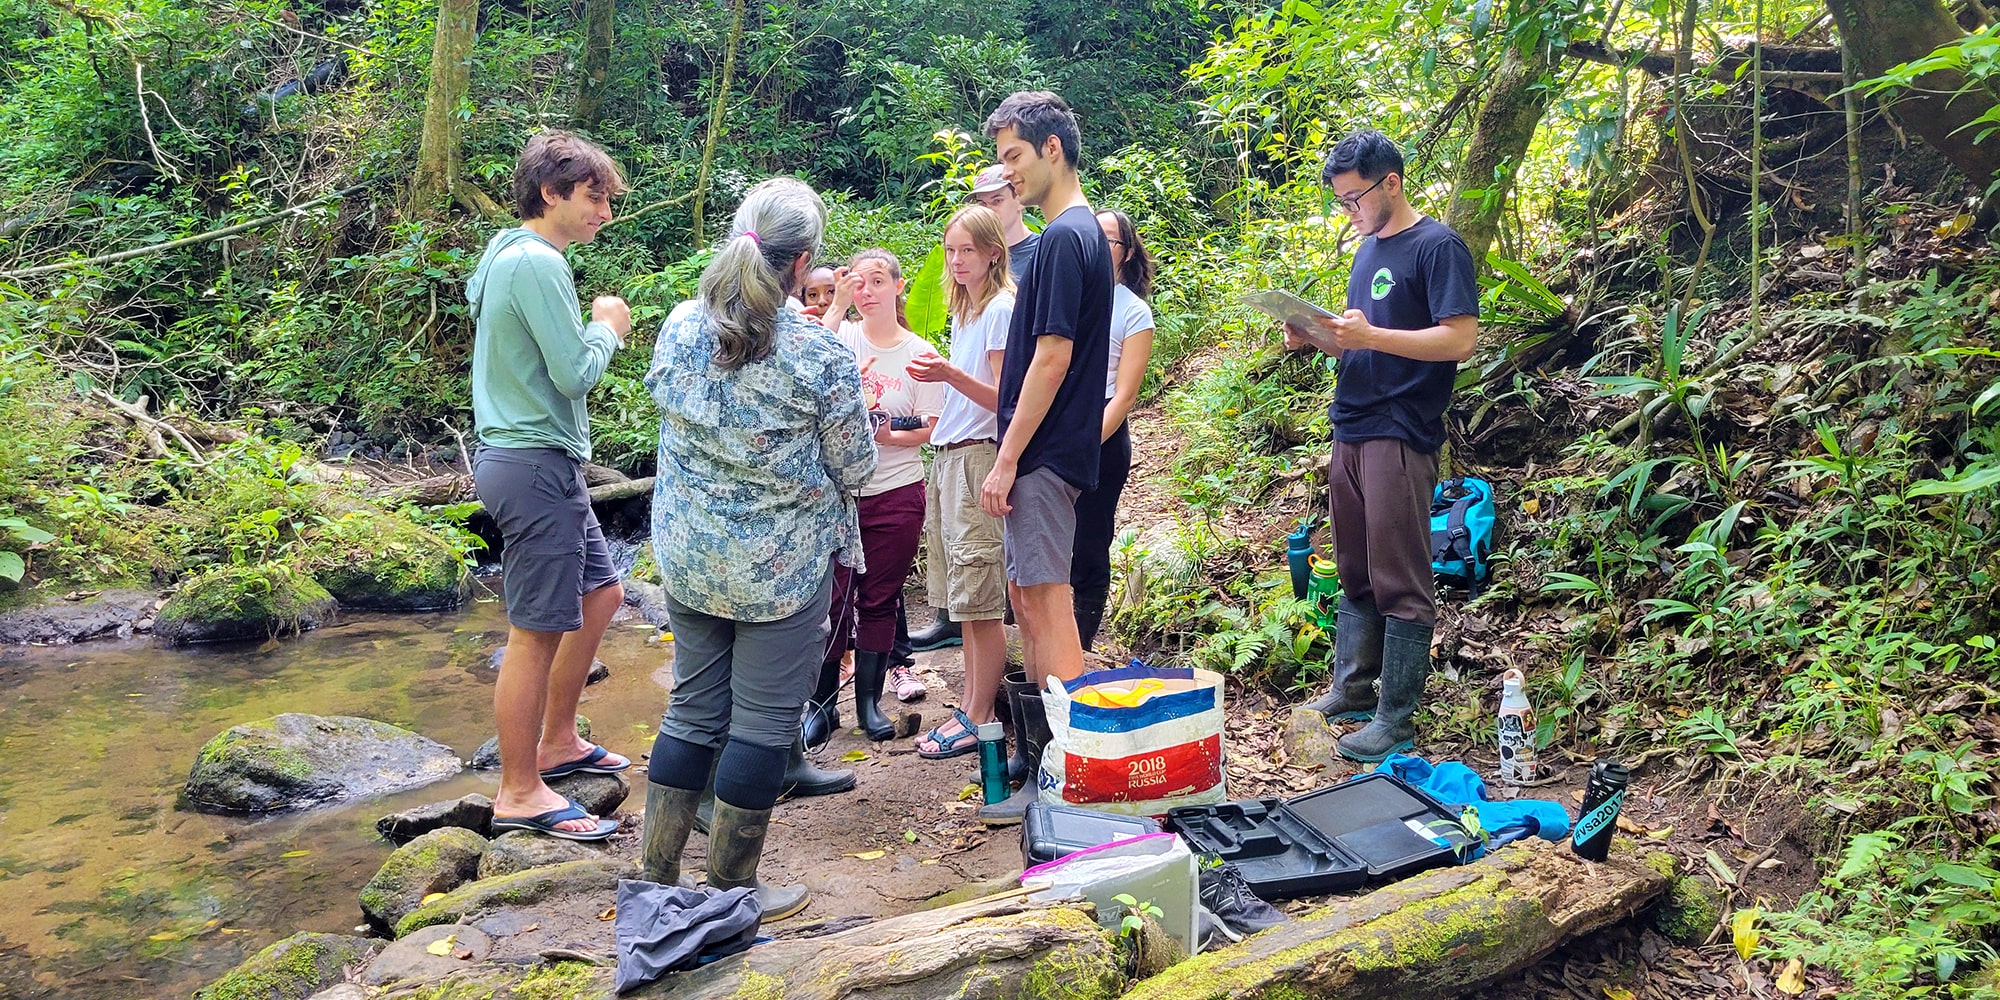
375, 890, 1119, 1000
1122, 838, 1671, 1000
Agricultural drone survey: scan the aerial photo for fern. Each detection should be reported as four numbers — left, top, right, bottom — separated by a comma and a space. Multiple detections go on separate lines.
1834, 831, 1903, 885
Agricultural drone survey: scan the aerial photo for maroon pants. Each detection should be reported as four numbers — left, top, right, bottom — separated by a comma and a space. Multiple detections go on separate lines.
828, 481, 927, 655
1328, 437, 1438, 626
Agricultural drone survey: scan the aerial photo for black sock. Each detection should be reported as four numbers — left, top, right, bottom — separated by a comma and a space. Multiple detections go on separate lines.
714, 738, 788, 810
647, 733, 714, 791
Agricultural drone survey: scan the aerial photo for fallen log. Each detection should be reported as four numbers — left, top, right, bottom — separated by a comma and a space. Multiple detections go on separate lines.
373, 888, 1122, 1000
1122, 838, 1672, 1000
369, 472, 651, 510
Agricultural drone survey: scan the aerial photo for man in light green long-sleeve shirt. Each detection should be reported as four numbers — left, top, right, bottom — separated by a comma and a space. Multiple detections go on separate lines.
469, 130, 635, 842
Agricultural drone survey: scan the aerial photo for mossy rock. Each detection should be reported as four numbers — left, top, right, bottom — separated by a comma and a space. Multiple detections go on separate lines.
393, 857, 636, 938
1650, 873, 1723, 945
186, 713, 463, 813
301, 509, 472, 612
193, 931, 381, 1000
154, 564, 337, 645
359, 827, 490, 936
476, 829, 611, 880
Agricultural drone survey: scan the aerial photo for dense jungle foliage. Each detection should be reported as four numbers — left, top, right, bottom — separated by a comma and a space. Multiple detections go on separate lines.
7, 0, 2000, 993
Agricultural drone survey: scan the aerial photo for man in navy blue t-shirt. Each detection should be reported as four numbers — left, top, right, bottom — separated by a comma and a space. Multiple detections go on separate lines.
976, 90, 1114, 826
1284, 129, 1479, 763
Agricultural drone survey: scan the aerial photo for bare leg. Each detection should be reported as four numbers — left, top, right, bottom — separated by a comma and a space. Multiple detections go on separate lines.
537, 581, 629, 770
1015, 581, 1083, 684
493, 627, 595, 833
1009, 582, 1041, 687
915, 616, 1007, 753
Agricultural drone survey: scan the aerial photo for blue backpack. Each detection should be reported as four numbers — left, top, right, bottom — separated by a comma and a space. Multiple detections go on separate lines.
1431, 477, 1496, 596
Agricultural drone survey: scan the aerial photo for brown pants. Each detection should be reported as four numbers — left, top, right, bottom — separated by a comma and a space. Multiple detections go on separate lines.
1328, 437, 1439, 627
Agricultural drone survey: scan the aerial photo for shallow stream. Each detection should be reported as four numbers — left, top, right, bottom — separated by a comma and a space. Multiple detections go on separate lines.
0, 588, 670, 1000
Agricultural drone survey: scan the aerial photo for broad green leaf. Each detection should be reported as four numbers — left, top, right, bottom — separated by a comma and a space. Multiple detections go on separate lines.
0, 551, 22, 582
1907, 464, 2000, 498
904, 245, 948, 338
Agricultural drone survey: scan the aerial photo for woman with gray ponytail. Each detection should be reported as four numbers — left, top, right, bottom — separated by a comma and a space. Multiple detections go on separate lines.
640, 177, 877, 921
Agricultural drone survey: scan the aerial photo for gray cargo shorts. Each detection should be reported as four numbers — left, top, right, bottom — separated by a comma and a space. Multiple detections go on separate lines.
472, 445, 620, 633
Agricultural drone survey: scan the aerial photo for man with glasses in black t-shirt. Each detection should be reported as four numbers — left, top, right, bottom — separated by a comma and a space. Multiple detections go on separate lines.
1285, 129, 1480, 763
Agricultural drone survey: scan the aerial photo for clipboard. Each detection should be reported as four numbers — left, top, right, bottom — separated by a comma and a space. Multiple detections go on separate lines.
1241, 289, 1335, 330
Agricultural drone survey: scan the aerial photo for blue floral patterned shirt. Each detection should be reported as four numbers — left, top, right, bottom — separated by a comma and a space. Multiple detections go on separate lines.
647, 300, 876, 622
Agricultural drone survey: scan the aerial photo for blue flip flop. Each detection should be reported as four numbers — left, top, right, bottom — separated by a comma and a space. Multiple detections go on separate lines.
491, 798, 618, 841
539, 744, 631, 779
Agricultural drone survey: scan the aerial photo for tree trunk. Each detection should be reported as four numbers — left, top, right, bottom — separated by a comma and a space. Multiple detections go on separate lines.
574, 0, 615, 127
1121, 839, 1673, 1000
1447, 34, 1561, 267
688, 0, 746, 244
1827, 0, 2000, 189
408, 0, 492, 219
371, 471, 645, 509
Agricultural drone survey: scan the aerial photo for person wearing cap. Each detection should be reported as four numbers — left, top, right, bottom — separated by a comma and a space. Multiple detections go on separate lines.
973, 165, 1040, 282
907, 162, 1042, 654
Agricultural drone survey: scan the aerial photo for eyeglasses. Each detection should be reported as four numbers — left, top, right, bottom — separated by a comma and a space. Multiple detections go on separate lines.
1336, 176, 1387, 213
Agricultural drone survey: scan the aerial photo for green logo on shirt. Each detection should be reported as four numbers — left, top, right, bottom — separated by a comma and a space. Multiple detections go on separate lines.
1370, 267, 1396, 301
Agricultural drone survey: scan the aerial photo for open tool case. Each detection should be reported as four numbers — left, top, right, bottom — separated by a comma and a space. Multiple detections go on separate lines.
1164, 772, 1473, 900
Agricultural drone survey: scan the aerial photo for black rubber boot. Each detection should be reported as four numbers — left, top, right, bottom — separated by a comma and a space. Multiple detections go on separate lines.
802, 656, 842, 749
640, 782, 702, 888
780, 733, 855, 798
981, 673, 1050, 827
1003, 669, 1034, 786
851, 650, 897, 742
1304, 597, 1386, 722
1074, 583, 1109, 651
907, 607, 963, 651
1337, 618, 1433, 763
891, 598, 916, 669
708, 800, 810, 921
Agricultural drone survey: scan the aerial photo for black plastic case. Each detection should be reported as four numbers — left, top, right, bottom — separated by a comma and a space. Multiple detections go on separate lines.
1165, 773, 1472, 900
1020, 802, 1163, 866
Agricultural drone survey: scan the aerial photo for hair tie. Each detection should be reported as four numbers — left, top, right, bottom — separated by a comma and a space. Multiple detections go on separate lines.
742, 230, 760, 246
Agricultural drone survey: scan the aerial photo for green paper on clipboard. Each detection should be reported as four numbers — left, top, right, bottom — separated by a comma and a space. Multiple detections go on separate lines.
1241, 289, 1336, 330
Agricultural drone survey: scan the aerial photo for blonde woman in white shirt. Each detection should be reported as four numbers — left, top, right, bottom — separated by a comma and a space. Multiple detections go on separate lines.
906, 205, 1015, 760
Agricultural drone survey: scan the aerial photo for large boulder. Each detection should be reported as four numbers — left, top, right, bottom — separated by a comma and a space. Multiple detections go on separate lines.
359, 827, 489, 936
376, 793, 494, 845
154, 564, 337, 645
186, 713, 462, 813
394, 857, 636, 938
476, 829, 611, 879
469, 714, 594, 771
193, 931, 381, 1000
299, 509, 473, 611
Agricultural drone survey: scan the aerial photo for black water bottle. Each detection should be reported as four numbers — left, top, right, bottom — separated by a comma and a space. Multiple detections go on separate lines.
1570, 759, 1630, 862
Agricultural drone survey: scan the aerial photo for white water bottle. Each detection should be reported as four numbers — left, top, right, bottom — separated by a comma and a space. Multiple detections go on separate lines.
1497, 669, 1537, 785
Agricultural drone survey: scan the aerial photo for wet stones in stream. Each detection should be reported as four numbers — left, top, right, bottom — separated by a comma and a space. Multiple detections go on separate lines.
483, 646, 612, 684
377, 793, 494, 844
296, 509, 475, 611
359, 827, 489, 935
469, 712, 598, 769
154, 565, 338, 645
192, 931, 381, 1000
477, 829, 613, 879
0, 587, 157, 644
185, 713, 462, 813
393, 857, 636, 938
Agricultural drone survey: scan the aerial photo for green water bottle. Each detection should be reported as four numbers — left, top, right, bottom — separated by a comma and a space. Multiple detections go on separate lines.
1307, 554, 1340, 629
978, 722, 1008, 804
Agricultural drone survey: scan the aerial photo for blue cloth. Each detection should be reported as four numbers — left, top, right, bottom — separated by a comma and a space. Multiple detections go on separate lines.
1373, 754, 1570, 850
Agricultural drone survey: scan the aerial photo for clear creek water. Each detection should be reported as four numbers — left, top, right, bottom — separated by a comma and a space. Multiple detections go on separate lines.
0, 591, 670, 1000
